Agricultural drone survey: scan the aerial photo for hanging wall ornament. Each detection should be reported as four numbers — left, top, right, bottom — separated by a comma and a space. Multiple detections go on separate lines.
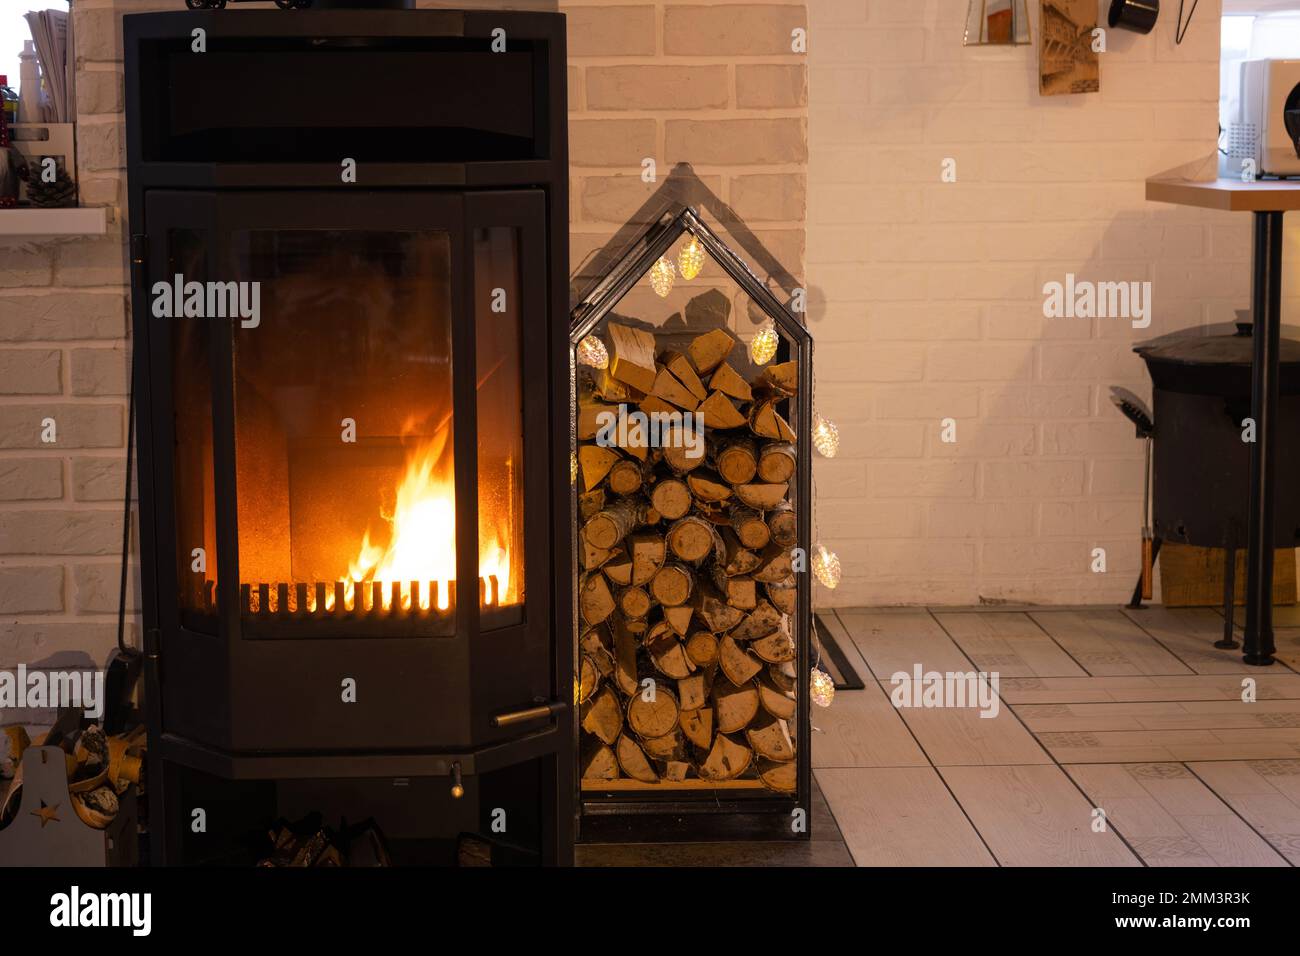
750, 324, 779, 366
1039, 0, 1100, 97
649, 256, 675, 298
964, 0, 1032, 46
677, 236, 704, 281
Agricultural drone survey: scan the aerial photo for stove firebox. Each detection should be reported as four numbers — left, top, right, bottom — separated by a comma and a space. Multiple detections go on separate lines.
126, 10, 572, 865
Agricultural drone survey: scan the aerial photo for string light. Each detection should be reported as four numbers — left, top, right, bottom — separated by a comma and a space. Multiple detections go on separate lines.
750, 324, 779, 365
812, 414, 840, 458
677, 236, 704, 281
649, 256, 675, 298
810, 668, 835, 708
812, 543, 841, 590
576, 335, 609, 369
570, 450, 579, 485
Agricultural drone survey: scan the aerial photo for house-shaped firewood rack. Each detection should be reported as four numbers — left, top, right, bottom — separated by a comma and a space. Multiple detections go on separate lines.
570, 206, 813, 842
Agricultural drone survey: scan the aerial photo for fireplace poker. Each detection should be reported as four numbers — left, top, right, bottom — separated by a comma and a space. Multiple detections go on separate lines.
1109, 388, 1156, 600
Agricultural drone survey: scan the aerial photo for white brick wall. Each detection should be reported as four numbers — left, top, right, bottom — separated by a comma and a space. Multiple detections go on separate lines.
807, 0, 1247, 606
0, 0, 808, 668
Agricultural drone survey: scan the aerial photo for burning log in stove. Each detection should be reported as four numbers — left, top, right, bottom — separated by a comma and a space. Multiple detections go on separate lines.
575, 323, 799, 794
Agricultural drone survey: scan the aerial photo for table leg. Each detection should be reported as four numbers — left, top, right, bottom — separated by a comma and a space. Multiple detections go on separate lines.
1244, 211, 1282, 667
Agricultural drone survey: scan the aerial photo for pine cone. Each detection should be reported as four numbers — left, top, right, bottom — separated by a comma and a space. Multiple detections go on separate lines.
20, 160, 77, 208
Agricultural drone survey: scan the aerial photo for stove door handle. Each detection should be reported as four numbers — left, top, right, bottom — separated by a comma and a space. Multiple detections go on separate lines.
491, 700, 567, 728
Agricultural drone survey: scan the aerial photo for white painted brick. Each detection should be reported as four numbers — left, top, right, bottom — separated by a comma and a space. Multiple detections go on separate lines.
927, 422, 1036, 458
988, 300, 1092, 342
928, 265, 1038, 301
865, 225, 987, 264
1090, 459, 1145, 498
0, 567, 64, 613
981, 541, 1092, 577
927, 501, 1035, 540
0, 511, 122, 555
982, 461, 1086, 500
870, 461, 976, 499
841, 422, 924, 460
0, 622, 132, 669
1041, 422, 1139, 457
0, 459, 63, 501
876, 385, 980, 420
73, 563, 137, 614
921, 185, 1034, 223
1039, 343, 1145, 383
1041, 501, 1140, 538
870, 541, 976, 577
980, 385, 1093, 420
870, 303, 981, 340
0, 350, 61, 395
812, 458, 868, 498
822, 501, 923, 538
927, 344, 1031, 383
814, 265, 928, 302
871, 67, 980, 106
72, 457, 127, 502
818, 343, 924, 383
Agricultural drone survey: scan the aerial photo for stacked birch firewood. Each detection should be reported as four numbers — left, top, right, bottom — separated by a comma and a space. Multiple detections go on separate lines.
576, 321, 799, 793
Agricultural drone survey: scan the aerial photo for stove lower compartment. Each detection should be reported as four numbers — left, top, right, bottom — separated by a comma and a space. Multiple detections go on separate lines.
155, 735, 565, 866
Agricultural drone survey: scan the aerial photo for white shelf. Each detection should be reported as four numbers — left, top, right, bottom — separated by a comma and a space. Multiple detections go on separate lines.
0, 207, 108, 237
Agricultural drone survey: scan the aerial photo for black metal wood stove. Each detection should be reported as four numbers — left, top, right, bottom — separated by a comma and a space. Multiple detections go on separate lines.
125, 7, 573, 865
1122, 322, 1300, 650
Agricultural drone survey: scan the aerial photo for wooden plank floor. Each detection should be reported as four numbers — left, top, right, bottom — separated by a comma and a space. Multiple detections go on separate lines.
816, 606, 1300, 867
1065, 763, 1288, 866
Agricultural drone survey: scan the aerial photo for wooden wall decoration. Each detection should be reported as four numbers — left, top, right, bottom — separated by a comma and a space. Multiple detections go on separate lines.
1040, 0, 1100, 96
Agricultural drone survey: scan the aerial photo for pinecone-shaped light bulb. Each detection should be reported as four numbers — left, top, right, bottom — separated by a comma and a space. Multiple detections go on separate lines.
678, 236, 704, 281
750, 325, 779, 366
649, 256, 675, 298
812, 543, 841, 590
810, 668, 835, 708
577, 335, 609, 369
813, 415, 840, 458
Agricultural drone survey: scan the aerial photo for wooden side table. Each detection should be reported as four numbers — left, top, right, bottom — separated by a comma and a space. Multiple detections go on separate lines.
1146, 172, 1300, 665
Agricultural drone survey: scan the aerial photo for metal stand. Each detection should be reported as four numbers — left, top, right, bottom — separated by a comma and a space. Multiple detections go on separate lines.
1244, 211, 1282, 666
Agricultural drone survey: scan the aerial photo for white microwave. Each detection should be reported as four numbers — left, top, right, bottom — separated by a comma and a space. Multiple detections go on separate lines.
1229, 59, 1300, 178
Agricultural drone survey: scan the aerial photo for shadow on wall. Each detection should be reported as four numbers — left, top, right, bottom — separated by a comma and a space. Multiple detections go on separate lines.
570, 163, 804, 314
807, 199, 1265, 606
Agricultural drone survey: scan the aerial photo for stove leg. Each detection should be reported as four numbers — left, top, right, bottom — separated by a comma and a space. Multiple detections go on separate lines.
1216, 545, 1240, 650
1126, 537, 1161, 609
1244, 210, 1282, 666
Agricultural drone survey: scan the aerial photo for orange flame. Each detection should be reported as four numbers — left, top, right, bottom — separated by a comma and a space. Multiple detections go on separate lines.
335, 425, 512, 613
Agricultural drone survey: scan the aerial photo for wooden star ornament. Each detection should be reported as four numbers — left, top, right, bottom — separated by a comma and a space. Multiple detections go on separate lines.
31, 801, 61, 827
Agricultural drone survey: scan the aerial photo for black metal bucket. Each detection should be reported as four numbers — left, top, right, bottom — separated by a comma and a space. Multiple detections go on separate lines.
1109, 0, 1159, 34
